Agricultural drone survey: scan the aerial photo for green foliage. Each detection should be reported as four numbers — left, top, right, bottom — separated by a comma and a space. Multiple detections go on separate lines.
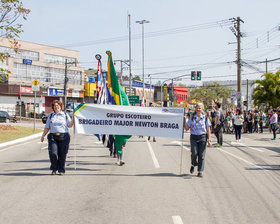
132, 75, 141, 81
0, 0, 30, 82
178, 83, 186, 87
188, 82, 232, 108
253, 71, 280, 108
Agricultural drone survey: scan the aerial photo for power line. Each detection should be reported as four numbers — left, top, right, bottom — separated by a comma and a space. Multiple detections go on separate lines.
58, 19, 234, 48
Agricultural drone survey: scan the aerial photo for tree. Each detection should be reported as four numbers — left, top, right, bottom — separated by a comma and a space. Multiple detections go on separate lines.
253, 71, 280, 108
187, 82, 232, 108
0, 0, 30, 82
132, 75, 141, 81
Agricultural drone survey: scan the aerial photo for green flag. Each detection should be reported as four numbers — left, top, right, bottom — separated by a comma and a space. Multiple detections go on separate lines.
106, 51, 131, 154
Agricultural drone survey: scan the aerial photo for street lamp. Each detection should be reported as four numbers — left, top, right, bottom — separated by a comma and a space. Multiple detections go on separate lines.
136, 19, 150, 105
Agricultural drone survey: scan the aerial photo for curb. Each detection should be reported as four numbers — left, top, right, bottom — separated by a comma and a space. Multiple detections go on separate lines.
0, 132, 43, 148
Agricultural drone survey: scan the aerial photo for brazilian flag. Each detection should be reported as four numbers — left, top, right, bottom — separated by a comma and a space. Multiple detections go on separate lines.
106, 51, 131, 154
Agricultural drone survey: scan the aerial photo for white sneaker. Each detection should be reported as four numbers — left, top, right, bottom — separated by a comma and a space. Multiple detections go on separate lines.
116, 160, 120, 165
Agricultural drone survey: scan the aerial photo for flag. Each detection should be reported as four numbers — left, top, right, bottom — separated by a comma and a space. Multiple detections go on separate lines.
97, 65, 107, 104
106, 50, 131, 154
96, 60, 102, 95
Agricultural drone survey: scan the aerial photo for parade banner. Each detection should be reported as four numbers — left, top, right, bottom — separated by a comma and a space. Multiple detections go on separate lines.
74, 103, 185, 139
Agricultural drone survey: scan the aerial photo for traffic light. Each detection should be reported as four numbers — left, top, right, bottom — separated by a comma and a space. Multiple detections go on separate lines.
191, 71, 196, 80
17, 93, 21, 100
197, 71, 201, 80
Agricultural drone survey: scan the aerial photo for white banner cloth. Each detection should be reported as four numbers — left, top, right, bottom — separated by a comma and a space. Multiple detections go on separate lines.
74, 104, 185, 139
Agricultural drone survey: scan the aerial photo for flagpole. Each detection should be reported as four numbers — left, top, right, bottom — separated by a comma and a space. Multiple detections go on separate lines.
180, 108, 186, 175
179, 137, 183, 175
74, 114, 77, 170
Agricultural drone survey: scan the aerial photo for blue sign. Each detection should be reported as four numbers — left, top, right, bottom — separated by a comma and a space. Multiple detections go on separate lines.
23, 59, 32, 65
49, 88, 64, 97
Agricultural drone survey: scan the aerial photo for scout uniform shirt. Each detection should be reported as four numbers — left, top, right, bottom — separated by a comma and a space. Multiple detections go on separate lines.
45, 111, 71, 133
187, 113, 211, 135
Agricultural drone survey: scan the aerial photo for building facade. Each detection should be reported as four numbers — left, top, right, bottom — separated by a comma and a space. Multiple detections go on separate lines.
0, 37, 85, 115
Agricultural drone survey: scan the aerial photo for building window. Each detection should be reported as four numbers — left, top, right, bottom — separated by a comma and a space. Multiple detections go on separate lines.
13, 63, 82, 85
0, 46, 39, 61
44, 53, 77, 66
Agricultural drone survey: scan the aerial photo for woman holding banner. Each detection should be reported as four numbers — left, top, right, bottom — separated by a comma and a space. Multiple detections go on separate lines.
184, 103, 212, 178
41, 100, 74, 175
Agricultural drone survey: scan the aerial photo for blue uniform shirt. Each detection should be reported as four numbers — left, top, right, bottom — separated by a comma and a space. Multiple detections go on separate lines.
45, 111, 71, 133
187, 113, 211, 135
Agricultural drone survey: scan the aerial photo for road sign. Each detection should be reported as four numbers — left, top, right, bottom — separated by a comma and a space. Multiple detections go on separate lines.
230, 91, 236, 98
33, 80, 39, 86
23, 59, 32, 65
128, 96, 139, 104
236, 91, 241, 99
32, 79, 40, 91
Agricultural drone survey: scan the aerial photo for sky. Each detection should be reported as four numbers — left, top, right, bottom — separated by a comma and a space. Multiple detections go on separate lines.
19, 0, 280, 86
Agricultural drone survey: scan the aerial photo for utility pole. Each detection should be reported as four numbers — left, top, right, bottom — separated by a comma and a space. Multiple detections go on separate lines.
136, 19, 150, 104
246, 79, 249, 111
114, 59, 130, 85
265, 58, 268, 73
64, 59, 76, 111
230, 17, 244, 109
64, 59, 68, 111
128, 13, 132, 96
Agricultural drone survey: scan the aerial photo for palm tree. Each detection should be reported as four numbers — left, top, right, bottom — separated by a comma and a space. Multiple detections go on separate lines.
253, 71, 280, 108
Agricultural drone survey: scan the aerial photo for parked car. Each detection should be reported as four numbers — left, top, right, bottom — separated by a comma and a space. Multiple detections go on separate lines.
0, 110, 10, 123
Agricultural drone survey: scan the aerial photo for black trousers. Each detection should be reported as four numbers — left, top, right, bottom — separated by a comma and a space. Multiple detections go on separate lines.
190, 134, 207, 172
234, 124, 243, 140
214, 125, 223, 146
48, 133, 70, 173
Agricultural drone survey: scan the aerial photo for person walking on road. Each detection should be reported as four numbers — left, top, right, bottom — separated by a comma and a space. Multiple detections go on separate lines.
232, 109, 244, 142
184, 103, 212, 178
270, 109, 278, 140
41, 100, 74, 175
259, 110, 266, 133
213, 102, 223, 147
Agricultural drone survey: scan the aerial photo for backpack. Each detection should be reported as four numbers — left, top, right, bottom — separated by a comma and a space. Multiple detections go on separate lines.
49, 111, 69, 121
219, 110, 225, 124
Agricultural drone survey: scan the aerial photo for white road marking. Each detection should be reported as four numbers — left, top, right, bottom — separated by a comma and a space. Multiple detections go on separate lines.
230, 142, 264, 152
238, 142, 264, 152
172, 216, 184, 224
171, 141, 190, 151
220, 143, 266, 171
146, 139, 160, 168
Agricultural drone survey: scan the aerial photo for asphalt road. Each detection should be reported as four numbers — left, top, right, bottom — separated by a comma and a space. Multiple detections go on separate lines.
0, 130, 280, 224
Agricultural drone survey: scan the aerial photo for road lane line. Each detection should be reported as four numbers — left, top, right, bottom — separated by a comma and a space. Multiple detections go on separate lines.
229, 142, 264, 152
172, 216, 184, 224
146, 139, 160, 168
220, 144, 266, 171
172, 141, 190, 151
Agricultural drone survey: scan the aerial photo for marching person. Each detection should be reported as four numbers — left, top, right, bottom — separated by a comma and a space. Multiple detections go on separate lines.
270, 109, 278, 140
232, 109, 244, 142
116, 142, 126, 166
41, 100, 74, 175
213, 102, 223, 147
184, 103, 212, 178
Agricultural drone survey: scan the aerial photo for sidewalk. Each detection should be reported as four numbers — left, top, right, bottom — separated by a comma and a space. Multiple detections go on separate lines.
0, 120, 44, 149
0, 132, 43, 148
